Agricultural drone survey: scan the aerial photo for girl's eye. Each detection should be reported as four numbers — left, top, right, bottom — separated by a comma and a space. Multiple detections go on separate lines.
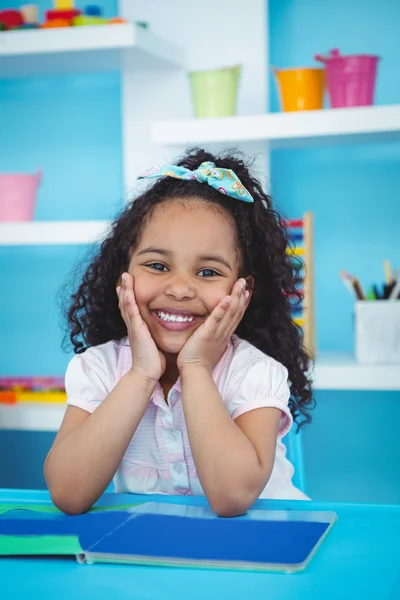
198, 268, 219, 278
147, 262, 168, 272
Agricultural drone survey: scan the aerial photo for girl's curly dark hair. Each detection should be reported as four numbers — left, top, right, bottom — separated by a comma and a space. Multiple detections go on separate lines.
65, 148, 314, 428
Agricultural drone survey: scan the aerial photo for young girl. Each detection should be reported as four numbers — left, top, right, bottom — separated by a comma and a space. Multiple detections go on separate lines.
44, 148, 313, 517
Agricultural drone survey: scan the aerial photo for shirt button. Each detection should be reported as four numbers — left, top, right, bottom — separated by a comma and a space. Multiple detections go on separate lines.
174, 463, 184, 474
170, 430, 179, 440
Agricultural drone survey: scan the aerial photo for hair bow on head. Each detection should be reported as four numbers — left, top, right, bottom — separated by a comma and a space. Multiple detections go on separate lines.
137, 161, 254, 203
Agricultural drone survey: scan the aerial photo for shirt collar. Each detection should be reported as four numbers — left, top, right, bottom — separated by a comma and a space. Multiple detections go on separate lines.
120, 335, 236, 400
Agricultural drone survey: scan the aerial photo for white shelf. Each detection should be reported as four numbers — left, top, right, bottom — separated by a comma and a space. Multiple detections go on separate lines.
0, 220, 110, 245
151, 104, 400, 149
1, 354, 399, 432
0, 403, 66, 432
0, 23, 184, 78
312, 352, 400, 391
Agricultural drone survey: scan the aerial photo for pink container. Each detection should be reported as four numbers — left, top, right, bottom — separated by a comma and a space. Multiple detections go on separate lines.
315, 49, 380, 108
0, 170, 42, 222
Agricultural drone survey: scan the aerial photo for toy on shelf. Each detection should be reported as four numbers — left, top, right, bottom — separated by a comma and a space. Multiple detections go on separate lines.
72, 14, 108, 27
55, 0, 74, 8
315, 49, 380, 108
85, 4, 102, 16
189, 65, 241, 119
0, 9, 24, 30
0, 2, 128, 31
0, 376, 66, 404
0, 376, 66, 405
0, 169, 41, 222
20, 4, 38, 24
45, 8, 82, 22
41, 18, 71, 28
272, 66, 325, 112
286, 213, 315, 357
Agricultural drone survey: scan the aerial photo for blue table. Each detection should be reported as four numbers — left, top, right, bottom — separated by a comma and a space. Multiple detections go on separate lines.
1, 489, 399, 600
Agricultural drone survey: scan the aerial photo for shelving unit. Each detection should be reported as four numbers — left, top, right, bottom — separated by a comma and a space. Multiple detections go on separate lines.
0, 22, 184, 78
0, 221, 110, 245
0, 403, 65, 432
151, 104, 400, 149
312, 353, 400, 391
0, 0, 398, 439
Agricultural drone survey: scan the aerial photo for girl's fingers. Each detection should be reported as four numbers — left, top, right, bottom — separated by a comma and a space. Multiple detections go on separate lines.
217, 279, 247, 336
124, 288, 140, 321
205, 278, 246, 337
200, 295, 230, 337
206, 295, 231, 328
118, 273, 142, 328
121, 271, 134, 290
228, 286, 247, 335
223, 278, 245, 314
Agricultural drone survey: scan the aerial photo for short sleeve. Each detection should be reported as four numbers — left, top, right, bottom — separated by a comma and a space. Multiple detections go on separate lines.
225, 358, 293, 438
65, 349, 110, 414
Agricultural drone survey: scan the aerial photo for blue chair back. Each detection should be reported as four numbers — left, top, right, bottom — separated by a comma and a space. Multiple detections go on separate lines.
283, 428, 306, 493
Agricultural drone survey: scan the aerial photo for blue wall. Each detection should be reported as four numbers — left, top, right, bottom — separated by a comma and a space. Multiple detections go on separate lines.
1, 0, 400, 503
269, 0, 400, 502
0, 0, 122, 376
0, 1, 121, 487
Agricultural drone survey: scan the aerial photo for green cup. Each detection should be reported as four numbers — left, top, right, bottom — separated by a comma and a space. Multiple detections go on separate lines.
189, 65, 241, 118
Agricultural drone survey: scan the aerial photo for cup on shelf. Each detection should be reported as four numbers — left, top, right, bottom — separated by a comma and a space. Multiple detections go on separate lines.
272, 66, 325, 112
20, 4, 39, 25
189, 65, 241, 118
315, 49, 380, 108
355, 300, 400, 364
0, 169, 42, 222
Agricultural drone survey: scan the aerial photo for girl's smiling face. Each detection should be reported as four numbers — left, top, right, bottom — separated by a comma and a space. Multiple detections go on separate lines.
128, 199, 241, 355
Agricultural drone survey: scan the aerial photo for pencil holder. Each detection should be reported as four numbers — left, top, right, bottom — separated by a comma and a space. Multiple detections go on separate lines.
355, 300, 400, 364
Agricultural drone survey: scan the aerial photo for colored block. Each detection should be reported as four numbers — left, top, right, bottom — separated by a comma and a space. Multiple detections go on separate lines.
17, 391, 66, 403
72, 15, 107, 25
46, 9, 81, 21
0, 9, 24, 29
0, 391, 17, 405
109, 17, 128, 24
20, 4, 39, 24
84, 5, 102, 16
0, 376, 65, 389
41, 18, 70, 28
54, 0, 74, 8
19, 22, 39, 28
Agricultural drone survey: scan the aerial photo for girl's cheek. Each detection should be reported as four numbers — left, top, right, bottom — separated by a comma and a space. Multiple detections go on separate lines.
211, 290, 231, 309
132, 274, 157, 303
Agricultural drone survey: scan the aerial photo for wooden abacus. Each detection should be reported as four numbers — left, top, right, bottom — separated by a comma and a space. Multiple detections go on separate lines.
286, 212, 316, 358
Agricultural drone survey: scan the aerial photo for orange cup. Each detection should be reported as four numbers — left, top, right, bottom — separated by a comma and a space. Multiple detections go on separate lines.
273, 67, 325, 112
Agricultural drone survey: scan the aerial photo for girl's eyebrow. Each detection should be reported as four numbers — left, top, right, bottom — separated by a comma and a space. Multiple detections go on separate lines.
198, 255, 232, 271
137, 246, 169, 257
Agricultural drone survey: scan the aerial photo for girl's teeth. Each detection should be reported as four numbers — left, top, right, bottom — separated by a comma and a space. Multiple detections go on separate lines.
157, 311, 194, 323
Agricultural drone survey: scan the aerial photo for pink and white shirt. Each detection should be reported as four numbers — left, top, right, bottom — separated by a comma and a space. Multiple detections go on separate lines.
65, 335, 308, 500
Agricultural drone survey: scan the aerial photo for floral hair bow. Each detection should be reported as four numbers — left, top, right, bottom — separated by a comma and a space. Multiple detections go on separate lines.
137, 161, 254, 203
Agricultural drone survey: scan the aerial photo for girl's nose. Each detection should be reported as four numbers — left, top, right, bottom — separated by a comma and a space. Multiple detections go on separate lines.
165, 276, 195, 301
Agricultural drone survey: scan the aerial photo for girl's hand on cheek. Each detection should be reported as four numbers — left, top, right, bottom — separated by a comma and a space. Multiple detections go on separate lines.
177, 278, 249, 374
117, 273, 166, 383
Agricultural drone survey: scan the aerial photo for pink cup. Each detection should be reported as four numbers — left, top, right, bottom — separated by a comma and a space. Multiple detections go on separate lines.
315, 49, 380, 108
0, 170, 42, 222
